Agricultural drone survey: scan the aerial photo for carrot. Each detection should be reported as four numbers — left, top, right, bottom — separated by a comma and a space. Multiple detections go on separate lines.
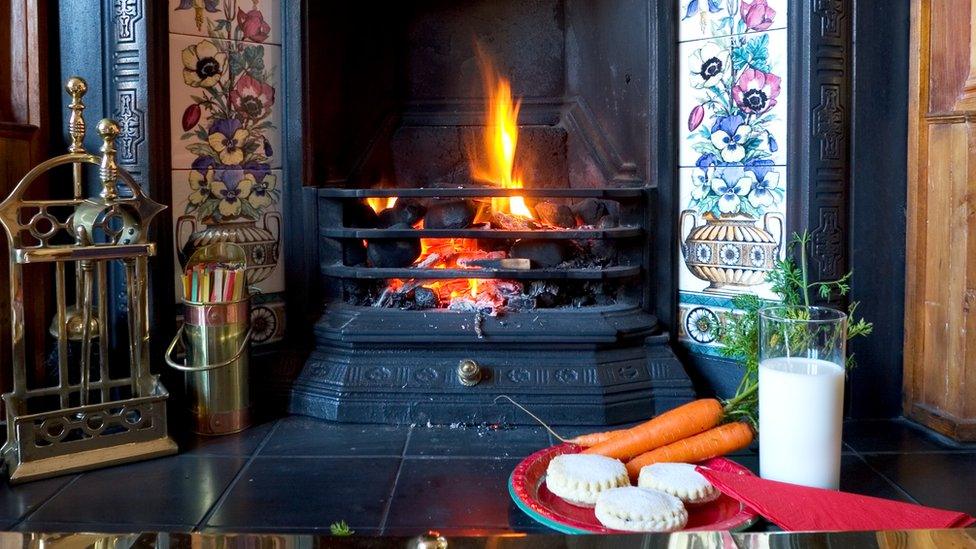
582, 398, 724, 461
625, 422, 754, 479
568, 429, 624, 447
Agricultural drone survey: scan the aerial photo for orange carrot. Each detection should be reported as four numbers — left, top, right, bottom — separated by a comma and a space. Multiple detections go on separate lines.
582, 399, 724, 461
625, 422, 754, 479
568, 429, 624, 447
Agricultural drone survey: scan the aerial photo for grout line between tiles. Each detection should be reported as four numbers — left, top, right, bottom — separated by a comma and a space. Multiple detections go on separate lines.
849, 451, 921, 505
167, 29, 283, 48
193, 418, 282, 531
10, 474, 82, 529
677, 25, 789, 46
378, 426, 413, 534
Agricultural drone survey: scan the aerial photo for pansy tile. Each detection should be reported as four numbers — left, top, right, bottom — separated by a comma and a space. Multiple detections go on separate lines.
170, 34, 282, 170
169, 0, 280, 46
679, 29, 788, 168
678, 0, 787, 43
171, 169, 285, 298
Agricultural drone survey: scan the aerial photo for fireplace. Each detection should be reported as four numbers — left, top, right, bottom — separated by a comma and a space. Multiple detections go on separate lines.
289, 0, 694, 424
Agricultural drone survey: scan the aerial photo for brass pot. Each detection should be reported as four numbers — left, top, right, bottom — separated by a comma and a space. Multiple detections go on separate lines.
177, 211, 281, 285
680, 211, 784, 292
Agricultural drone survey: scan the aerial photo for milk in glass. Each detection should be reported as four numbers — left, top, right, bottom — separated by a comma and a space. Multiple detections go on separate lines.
758, 357, 845, 489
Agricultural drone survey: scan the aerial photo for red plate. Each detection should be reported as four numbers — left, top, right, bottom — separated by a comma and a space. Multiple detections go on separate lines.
509, 443, 759, 534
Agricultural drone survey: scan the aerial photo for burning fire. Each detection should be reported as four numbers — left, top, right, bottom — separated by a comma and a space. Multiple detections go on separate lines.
366, 196, 397, 214
470, 52, 534, 219
371, 51, 544, 311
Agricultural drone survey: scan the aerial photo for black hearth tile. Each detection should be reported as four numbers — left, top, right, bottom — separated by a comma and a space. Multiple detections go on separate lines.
406, 424, 548, 458
386, 458, 526, 529
14, 521, 192, 534
207, 457, 400, 530
30, 456, 245, 525
727, 454, 759, 474
0, 474, 76, 523
836, 455, 916, 502
259, 417, 409, 457
173, 419, 276, 456
726, 455, 911, 501
843, 418, 976, 453
864, 453, 976, 515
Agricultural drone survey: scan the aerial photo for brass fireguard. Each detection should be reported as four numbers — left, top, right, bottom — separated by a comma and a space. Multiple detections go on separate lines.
0, 77, 176, 483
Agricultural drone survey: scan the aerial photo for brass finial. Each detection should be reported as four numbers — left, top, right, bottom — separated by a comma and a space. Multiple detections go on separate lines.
97, 119, 120, 201
65, 77, 87, 154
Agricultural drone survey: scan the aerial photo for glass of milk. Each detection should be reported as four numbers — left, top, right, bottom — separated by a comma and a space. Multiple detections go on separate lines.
758, 305, 847, 489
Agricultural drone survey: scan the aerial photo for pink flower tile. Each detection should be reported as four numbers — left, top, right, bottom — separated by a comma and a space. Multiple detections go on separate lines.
169, 33, 282, 170
678, 28, 787, 167
169, 0, 280, 46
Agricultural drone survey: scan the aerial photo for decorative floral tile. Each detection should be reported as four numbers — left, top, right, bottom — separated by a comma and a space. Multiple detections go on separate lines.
678, 28, 787, 168
251, 292, 286, 344
169, 0, 280, 46
169, 33, 282, 171
678, 0, 787, 43
679, 303, 727, 353
677, 165, 786, 301
170, 168, 286, 299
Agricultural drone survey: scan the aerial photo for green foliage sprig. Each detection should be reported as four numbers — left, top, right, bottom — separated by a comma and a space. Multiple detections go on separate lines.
330, 521, 354, 536
720, 231, 873, 427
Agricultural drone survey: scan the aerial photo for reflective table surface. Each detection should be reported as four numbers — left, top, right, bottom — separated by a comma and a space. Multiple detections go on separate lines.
4, 529, 976, 548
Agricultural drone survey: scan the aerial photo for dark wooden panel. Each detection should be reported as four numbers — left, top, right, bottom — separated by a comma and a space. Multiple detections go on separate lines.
0, 0, 50, 396
926, 0, 970, 112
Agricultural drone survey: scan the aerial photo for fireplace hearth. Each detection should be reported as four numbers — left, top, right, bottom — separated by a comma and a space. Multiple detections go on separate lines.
289, 0, 693, 424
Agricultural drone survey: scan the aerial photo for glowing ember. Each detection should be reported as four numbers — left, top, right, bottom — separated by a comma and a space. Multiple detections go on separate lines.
366, 196, 397, 214
469, 50, 534, 219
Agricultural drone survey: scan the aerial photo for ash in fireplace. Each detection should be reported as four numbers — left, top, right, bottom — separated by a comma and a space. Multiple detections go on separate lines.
349, 278, 620, 315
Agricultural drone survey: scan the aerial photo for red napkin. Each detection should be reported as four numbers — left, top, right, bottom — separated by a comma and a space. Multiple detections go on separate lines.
697, 466, 976, 531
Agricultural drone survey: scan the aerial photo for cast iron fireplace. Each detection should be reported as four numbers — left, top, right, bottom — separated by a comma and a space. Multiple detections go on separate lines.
289, 0, 694, 424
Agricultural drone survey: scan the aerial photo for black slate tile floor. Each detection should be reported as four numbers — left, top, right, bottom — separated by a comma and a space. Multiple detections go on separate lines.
26, 456, 246, 527
206, 457, 401, 530
259, 416, 409, 457
384, 458, 535, 532
4, 416, 976, 535
843, 418, 976, 453
408, 424, 548, 458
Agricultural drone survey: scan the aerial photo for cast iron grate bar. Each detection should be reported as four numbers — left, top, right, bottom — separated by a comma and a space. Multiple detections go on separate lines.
320, 226, 643, 239
318, 187, 645, 198
321, 264, 640, 280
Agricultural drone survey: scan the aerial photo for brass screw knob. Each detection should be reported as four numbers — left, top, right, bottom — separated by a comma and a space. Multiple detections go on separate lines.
457, 359, 481, 386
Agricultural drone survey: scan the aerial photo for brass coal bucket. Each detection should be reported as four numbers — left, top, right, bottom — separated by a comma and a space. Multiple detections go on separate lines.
165, 243, 252, 435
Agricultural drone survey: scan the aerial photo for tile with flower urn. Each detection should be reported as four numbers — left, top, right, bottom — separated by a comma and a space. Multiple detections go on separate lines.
168, 33, 282, 170
170, 169, 284, 298
679, 28, 788, 168
169, 0, 280, 46
678, 0, 787, 44
676, 165, 786, 300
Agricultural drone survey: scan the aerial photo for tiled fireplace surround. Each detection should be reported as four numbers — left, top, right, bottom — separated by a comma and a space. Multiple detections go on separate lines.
52, 0, 893, 426
161, 0, 808, 414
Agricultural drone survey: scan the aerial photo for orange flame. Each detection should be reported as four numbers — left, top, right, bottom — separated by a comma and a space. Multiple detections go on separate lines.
366, 196, 398, 214
470, 51, 533, 219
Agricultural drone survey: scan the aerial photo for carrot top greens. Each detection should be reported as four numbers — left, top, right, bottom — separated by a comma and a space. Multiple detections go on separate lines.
720, 231, 873, 429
